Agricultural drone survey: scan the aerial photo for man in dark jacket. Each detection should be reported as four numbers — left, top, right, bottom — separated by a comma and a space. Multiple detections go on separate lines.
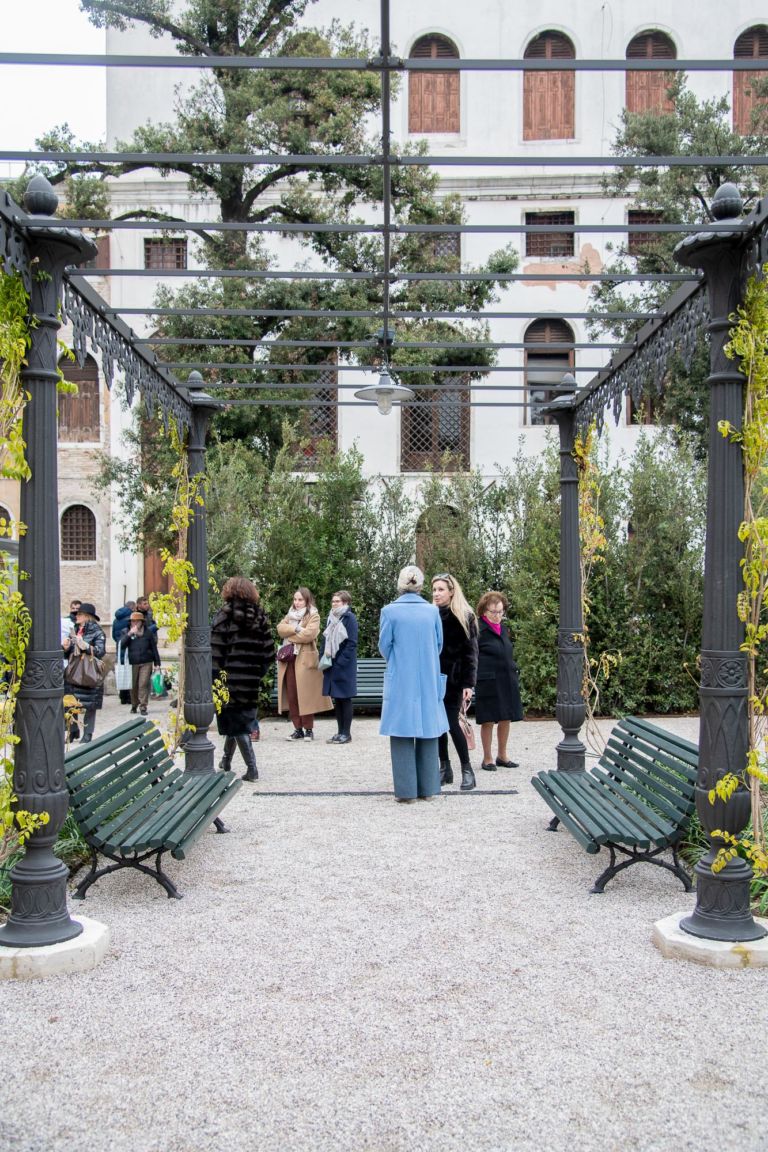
136, 595, 159, 635
118, 610, 161, 715
111, 600, 135, 705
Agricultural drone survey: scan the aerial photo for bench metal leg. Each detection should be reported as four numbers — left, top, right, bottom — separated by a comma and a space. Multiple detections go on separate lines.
547, 815, 560, 832
71, 847, 182, 900
213, 816, 229, 834
590, 843, 693, 895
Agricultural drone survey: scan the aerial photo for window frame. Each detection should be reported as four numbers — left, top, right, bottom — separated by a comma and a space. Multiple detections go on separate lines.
625, 31, 677, 115
523, 31, 576, 142
524, 319, 575, 426
60, 504, 97, 564
400, 376, 471, 472
408, 34, 461, 135
143, 237, 188, 271
524, 211, 576, 259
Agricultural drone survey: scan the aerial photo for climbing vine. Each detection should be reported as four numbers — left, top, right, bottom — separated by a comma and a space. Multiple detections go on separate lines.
0, 270, 49, 868
148, 420, 228, 752
714, 271, 768, 870
574, 424, 620, 754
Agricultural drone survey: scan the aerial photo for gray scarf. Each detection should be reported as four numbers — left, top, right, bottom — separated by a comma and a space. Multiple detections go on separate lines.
323, 605, 349, 660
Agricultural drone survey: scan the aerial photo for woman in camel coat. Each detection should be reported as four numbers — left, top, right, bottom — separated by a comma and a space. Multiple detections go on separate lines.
276, 586, 332, 740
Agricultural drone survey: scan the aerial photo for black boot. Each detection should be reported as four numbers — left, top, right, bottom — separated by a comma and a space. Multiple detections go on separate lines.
235, 734, 259, 781
459, 763, 476, 791
219, 736, 236, 772
439, 760, 454, 786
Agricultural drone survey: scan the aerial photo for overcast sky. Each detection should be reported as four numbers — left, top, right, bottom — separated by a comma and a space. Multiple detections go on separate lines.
1, 0, 106, 173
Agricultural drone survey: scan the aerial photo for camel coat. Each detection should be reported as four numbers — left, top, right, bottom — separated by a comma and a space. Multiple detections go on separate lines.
276, 609, 333, 716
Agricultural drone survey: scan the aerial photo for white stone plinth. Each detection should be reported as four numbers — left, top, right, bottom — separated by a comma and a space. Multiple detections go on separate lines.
0, 916, 110, 980
653, 912, 768, 968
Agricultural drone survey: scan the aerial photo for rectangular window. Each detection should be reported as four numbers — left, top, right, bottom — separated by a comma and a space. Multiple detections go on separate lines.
401, 379, 470, 471
627, 210, 663, 256
294, 365, 338, 468
144, 238, 188, 270
525, 212, 575, 258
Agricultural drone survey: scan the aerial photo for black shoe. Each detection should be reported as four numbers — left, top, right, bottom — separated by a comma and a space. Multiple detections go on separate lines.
480, 761, 497, 771
139, 706, 148, 716
460, 764, 476, 791
242, 768, 259, 782
303, 729, 314, 740
287, 728, 304, 741
439, 760, 453, 786
130, 707, 138, 714
496, 757, 519, 768
327, 733, 342, 744
336, 734, 352, 745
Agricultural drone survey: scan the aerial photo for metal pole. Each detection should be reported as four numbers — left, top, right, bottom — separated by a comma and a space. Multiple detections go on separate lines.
180, 373, 218, 776
0, 176, 95, 947
674, 183, 766, 942
544, 383, 587, 771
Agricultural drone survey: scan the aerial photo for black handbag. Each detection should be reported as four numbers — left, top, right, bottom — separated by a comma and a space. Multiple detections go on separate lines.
65, 651, 105, 689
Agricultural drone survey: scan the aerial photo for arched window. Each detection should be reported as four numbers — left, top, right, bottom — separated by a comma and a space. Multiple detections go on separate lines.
733, 26, 768, 133
401, 376, 470, 471
525, 319, 574, 425
625, 31, 676, 114
61, 505, 96, 562
58, 354, 100, 442
523, 31, 575, 141
409, 34, 460, 134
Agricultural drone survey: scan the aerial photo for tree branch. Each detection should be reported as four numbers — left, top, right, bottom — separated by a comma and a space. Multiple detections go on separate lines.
81, 1, 215, 56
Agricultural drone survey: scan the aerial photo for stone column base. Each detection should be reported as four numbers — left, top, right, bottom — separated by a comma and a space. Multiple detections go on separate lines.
652, 912, 768, 968
0, 915, 110, 980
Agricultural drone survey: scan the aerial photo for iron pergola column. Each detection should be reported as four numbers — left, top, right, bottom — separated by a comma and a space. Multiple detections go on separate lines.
0, 176, 96, 948
181, 372, 218, 775
674, 183, 766, 942
544, 380, 586, 771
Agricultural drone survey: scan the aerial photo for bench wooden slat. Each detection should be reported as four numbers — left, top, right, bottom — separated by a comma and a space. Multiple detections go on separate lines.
152, 775, 239, 852
99, 775, 190, 854
529, 776, 602, 853
605, 732, 698, 789
556, 772, 659, 848
599, 746, 695, 823
588, 770, 678, 844
123, 774, 220, 853
69, 752, 176, 829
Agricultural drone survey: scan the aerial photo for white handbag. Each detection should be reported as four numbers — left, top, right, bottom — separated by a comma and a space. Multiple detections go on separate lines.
114, 642, 132, 691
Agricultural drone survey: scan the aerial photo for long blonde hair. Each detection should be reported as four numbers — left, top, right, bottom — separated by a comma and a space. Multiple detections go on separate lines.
432, 572, 475, 638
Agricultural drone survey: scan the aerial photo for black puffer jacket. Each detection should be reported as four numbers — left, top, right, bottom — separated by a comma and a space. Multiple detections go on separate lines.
210, 597, 275, 707
117, 625, 161, 667
438, 606, 478, 691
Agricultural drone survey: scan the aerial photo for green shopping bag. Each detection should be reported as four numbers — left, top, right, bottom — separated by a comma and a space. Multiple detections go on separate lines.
151, 669, 166, 697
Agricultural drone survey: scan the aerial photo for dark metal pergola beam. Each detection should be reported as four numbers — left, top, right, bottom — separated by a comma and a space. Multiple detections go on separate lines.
71, 268, 698, 282
35, 220, 753, 235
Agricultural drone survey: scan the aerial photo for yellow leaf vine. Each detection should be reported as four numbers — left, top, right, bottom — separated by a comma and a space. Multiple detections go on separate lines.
574, 423, 621, 754
148, 420, 228, 754
716, 268, 768, 872
0, 270, 49, 866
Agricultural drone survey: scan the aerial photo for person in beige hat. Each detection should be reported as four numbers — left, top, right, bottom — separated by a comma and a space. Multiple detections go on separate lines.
117, 610, 161, 716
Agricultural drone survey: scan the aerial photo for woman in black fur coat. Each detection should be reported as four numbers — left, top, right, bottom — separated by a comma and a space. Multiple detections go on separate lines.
210, 577, 275, 781
431, 573, 478, 792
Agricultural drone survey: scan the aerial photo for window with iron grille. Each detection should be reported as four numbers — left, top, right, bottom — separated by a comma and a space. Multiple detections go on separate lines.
524, 319, 574, 425
627, 210, 664, 256
144, 238, 188, 270
61, 505, 96, 562
627, 390, 659, 425
401, 377, 470, 471
523, 32, 575, 141
525, 212, 575, 258
625, 31, 676, 114
733, 26, 768, 133
409, 34, 460, 134
58, 354, 100, 442
294, 365, 338, 468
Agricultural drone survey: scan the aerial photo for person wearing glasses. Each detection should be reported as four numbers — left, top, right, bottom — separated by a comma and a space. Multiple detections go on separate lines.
431, 572, 478, 792
379, 565, 447, 802
475, 591, 523, 771
321, 589, 358, 744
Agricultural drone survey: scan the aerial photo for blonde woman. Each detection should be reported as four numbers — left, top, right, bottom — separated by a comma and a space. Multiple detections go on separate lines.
431, 573, 479, 791
276, 587, 332, 740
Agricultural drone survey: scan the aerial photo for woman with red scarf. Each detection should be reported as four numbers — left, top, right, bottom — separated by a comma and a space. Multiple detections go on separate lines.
474, 591, 523, 772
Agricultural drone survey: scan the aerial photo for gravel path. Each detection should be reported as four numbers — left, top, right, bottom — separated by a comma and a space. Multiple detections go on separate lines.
3, 699, 766, 1152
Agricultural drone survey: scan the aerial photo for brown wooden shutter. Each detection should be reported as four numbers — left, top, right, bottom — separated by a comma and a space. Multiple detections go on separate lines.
409, 35, 460, 133
523, 33, 575, 141
733, 26, 768, 133
58, 355, 100, 443
625, 32, 676, 114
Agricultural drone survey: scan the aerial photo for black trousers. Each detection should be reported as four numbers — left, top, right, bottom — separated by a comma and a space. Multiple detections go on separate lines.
438, 685, 468, 764
333, 697, 353, 737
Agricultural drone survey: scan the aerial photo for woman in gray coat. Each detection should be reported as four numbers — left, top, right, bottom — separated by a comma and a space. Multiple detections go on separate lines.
379, 566, 447, 802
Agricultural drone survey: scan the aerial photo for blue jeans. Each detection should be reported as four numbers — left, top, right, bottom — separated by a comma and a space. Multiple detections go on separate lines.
389, 737, 440, 799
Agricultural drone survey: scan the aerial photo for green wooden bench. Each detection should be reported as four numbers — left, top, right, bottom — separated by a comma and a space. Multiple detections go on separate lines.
65, 716, 241, 900
531, 716, 698, 893
269, 656, 386, 710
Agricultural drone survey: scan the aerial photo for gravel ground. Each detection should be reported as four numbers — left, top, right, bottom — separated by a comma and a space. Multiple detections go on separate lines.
3, 698, 766, 1152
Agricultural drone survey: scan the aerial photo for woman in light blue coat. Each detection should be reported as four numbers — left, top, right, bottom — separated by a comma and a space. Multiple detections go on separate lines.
379, 565, 448, 802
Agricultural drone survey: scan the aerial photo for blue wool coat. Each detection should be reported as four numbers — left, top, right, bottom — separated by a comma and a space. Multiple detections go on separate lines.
322, 610, 358, 699
378, 593, 448, 738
